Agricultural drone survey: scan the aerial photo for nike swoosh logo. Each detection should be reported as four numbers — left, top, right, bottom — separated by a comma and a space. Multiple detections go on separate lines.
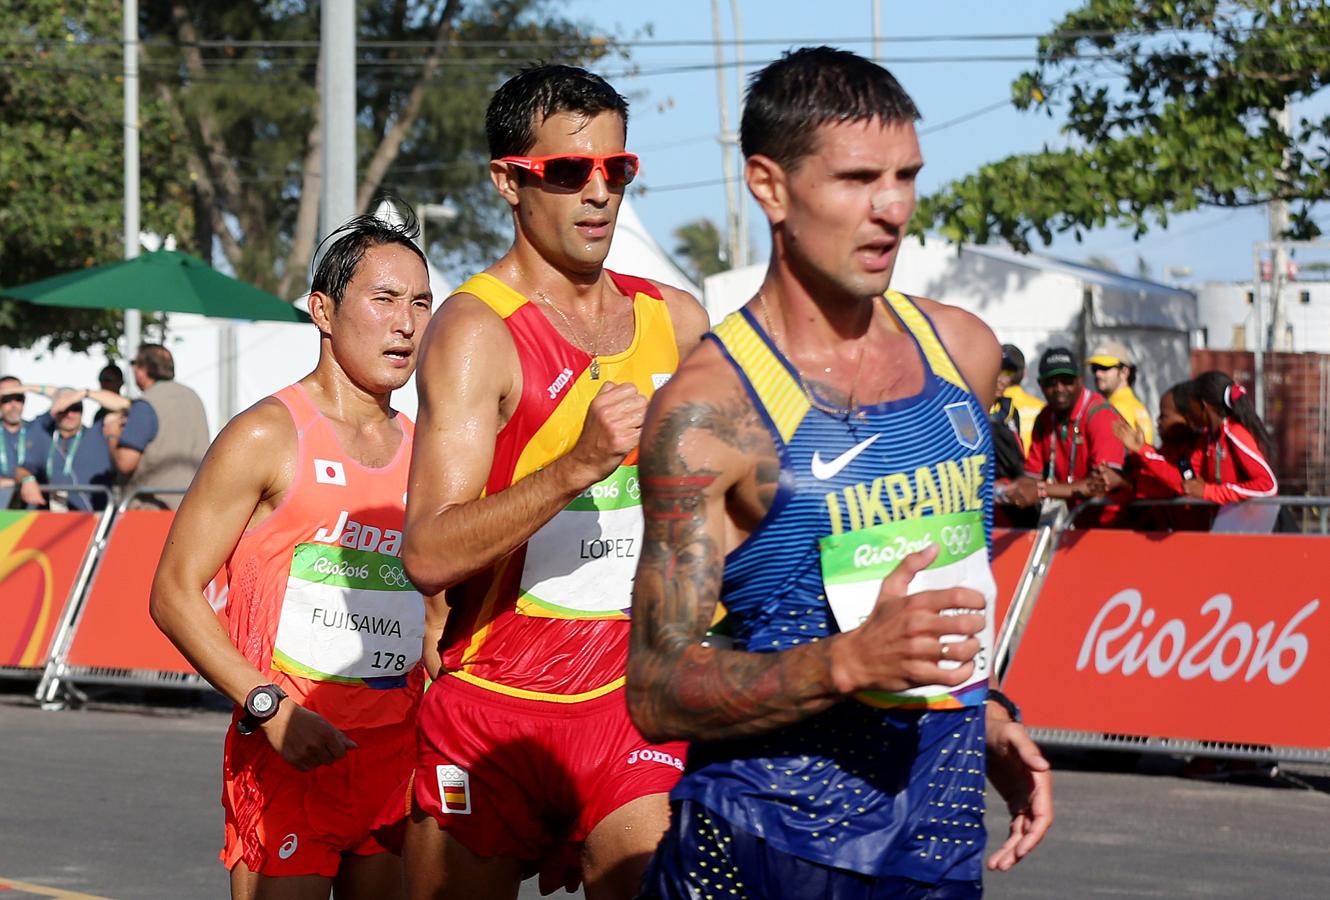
810, 433, 882, 481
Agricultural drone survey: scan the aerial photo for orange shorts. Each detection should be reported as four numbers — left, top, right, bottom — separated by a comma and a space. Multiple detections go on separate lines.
221, 719, 415, 878
412, 675, 686, 861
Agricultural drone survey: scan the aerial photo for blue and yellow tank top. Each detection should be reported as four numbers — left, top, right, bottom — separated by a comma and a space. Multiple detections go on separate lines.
670, 291, 995, 883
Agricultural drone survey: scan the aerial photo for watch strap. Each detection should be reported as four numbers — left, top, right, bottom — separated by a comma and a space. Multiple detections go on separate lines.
985, 688, 1022, 723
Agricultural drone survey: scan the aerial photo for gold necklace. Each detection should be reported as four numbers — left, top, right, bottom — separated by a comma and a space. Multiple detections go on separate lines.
757, 291, 871, 419
535, 289, 605, 379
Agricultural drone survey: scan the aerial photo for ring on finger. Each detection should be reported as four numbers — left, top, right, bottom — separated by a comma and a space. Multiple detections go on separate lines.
940, 642, 951, 660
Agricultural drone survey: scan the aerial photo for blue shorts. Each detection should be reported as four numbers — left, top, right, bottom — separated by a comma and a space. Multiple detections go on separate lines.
640, 800, 982, 900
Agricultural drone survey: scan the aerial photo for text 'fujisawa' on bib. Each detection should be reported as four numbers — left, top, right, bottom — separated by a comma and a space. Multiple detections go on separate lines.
272, 543, 425, 684
517, 464, 642, 620
819, 510, 995, 710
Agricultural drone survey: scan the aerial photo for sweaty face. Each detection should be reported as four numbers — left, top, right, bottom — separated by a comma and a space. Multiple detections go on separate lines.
326, 243, 432, 394
778, 118, 922, 301
507, 110, 627, 276
1040, 375, 1080, 414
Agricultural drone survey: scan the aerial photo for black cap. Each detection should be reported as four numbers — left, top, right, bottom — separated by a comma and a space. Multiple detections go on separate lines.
1000, 344, 1025, 373
1038, 347, 1079, 379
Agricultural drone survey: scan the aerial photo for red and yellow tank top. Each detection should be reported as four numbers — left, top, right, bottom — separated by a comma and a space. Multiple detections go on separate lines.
439, 271, 680, 702
226, 383, 425, 734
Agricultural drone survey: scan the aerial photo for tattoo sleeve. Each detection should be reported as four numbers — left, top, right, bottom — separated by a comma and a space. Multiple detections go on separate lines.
627, 393, 845, 743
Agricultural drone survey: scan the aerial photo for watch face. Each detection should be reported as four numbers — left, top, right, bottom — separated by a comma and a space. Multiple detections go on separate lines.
252, 691, 275, 715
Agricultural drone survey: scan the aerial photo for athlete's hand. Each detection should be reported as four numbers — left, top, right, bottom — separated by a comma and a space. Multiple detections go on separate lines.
985, 709, 1053, 872
565, 380, 648, 486
263, 701, 358, 771
829, 544, 987, 695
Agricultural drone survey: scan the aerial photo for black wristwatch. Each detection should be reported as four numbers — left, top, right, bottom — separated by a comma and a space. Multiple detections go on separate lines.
236, 683, 287, 735
985, 688, 1022, 723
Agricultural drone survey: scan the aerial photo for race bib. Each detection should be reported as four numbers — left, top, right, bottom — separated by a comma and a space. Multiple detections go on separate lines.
272, 543, 425, 683
518, 465, 641, 619
819, 510, 995, 710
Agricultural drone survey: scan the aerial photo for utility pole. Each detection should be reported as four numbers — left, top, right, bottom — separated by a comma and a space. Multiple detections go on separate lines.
320, 0, 356, 241
710, 0, 740, 270
872, 0, 882, 62
1267, 101, 1293, 353
730, 0, 748, 268
123, 0, 140, 384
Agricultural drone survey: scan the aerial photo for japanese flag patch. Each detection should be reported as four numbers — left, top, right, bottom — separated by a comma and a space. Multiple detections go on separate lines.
314, 458, 347, 485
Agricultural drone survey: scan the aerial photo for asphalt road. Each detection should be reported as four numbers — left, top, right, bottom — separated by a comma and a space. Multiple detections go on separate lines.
2, 690, 1328, 899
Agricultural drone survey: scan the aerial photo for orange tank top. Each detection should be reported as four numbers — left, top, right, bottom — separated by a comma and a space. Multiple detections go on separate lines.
440, 271, 680, 702
226, 383, 424, 734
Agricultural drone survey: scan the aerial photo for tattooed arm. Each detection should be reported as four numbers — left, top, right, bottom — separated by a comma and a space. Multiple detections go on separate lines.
627, 344, 987, 743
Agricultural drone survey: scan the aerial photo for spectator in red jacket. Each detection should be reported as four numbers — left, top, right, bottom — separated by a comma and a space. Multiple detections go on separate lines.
1113, 381, 1201, 499
1184, 370, 1277, 504
1002, 346, 1128, 514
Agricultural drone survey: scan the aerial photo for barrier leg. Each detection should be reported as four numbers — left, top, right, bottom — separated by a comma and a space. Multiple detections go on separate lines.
35, 505, 118, 709
994, 500, 1070, 684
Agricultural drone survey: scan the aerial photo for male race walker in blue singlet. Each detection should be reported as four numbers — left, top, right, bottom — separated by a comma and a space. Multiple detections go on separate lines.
628, 47, 1053, 898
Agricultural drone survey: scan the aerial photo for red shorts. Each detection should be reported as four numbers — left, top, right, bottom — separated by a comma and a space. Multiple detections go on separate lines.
413, 675, 686, 861
221, 720, 415, 877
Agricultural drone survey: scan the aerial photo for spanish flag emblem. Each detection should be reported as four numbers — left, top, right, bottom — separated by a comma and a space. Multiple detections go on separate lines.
436, 764, 472, 815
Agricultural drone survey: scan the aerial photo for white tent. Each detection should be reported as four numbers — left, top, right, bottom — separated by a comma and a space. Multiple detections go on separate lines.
604, 197, 699, 296
702, 237, 1198, 417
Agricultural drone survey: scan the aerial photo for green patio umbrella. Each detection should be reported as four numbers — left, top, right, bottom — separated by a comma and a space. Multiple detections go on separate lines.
0, 249, 309, 322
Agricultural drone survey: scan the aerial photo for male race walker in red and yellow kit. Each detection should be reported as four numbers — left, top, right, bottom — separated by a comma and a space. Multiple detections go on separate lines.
152, 214, 434, 900
399, 65, 709, 899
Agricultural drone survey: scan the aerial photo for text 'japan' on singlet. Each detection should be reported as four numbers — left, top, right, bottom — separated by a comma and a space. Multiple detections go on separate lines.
226, 383, 425, 734
671, 293, 996, 883
438, 271, 680, 702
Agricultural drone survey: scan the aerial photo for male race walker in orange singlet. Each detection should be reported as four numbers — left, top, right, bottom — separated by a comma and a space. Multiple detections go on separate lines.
151, 213, 434, 900
399, 65, 709, 899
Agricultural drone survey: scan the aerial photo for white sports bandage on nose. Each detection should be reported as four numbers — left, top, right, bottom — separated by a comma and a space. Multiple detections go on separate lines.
870, 188, 909, 213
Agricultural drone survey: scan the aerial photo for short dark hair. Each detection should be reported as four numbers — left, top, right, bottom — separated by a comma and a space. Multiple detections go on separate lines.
134, 344, 174, 381
485, 64, 629, 159
741, 46, 920, 172
310, 207, 428, 308
98, 364, 125, 388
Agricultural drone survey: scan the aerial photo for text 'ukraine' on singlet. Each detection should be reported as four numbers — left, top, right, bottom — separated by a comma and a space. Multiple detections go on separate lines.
439, 271, 680, 703
671, 293, 996, 884
226, 383, 425, 734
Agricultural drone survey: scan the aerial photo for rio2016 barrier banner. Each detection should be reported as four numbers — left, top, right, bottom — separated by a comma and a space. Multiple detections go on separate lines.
65, 510, 227, 676
0, 510, 100, 670
991, 528, 1035, 630
1002, 530, 1329, 750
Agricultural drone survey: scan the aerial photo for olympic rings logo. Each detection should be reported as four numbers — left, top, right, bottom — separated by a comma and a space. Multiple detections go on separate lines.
940, 524, 973, 556
379, 564, 412, 588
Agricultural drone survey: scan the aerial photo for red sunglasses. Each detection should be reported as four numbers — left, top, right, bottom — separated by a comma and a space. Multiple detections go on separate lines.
498, 153, 640, 191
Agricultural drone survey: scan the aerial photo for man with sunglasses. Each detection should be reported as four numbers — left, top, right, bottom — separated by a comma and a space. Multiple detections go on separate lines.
398, 64, 708, 898
29, 389, 116, 512
0, 375, 48, 509
1087, 339, 1154, 446
1003, 346, 1128, 511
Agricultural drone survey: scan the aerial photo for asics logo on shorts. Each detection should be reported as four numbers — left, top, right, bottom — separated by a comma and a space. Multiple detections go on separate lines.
626, 748, 684, 771
278, 833, 299, 859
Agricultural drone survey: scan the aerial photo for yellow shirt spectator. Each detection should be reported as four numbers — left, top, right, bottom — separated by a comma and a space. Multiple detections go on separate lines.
1003, 383, 1045, 454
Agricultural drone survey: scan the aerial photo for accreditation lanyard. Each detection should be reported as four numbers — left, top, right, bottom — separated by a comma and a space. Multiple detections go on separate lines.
1044, 390, 1091, 484
0, 424, 27, 474
47, 428, 84, 480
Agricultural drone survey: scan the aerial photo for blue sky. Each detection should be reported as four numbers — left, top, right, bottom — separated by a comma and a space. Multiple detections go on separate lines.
563, 0, 1324, 284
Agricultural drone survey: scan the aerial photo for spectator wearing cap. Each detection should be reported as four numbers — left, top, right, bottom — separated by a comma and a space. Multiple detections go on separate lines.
998, 343, 1045, 454
31, 389, 116, 512
1002, 347, 1129, 511
0, 374, 48, 509
106, 344, 209, 511
1087, 339, 1153, 446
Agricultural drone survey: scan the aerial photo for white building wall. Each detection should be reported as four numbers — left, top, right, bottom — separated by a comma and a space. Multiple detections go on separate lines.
1193, 281, 1330, 353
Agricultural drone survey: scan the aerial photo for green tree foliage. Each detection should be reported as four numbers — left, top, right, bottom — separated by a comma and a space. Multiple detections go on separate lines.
672, 217, 726, 284
917, 1, 1330, 252
1, 1, 624, 351
0, 0, 193, 352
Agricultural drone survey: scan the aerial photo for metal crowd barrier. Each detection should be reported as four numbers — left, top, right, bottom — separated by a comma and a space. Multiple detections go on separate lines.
0, 485, 114, 683
34, 487, 212, 708
1065, 494, 1330, 534
998, 493, 1330, 764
